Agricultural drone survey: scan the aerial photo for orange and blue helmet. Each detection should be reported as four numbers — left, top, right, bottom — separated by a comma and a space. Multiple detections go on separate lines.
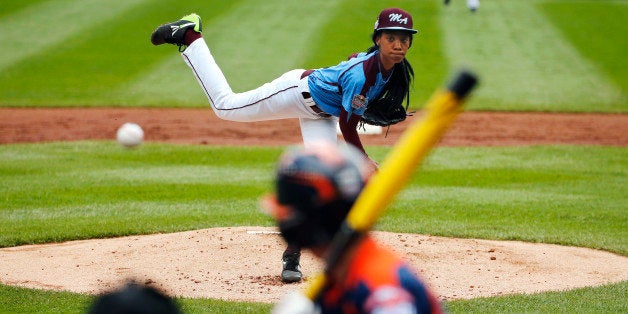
263, 141, 375, 248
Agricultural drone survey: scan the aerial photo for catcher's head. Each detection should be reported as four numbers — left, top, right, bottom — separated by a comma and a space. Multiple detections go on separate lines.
263, 142, 374, 248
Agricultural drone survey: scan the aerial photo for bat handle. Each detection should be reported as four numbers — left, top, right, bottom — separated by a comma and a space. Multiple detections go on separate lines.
323, 223, 361, 272
304, 223, 361, 299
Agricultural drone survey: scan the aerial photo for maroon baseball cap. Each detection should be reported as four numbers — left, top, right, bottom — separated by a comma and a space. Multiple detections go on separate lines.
374, 8, 418, 34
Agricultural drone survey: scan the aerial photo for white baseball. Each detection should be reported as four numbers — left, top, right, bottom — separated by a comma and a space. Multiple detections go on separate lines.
116, 122, 144, 148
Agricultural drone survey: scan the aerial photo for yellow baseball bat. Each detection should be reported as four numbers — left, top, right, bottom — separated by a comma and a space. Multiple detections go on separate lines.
305, 70, 479, 300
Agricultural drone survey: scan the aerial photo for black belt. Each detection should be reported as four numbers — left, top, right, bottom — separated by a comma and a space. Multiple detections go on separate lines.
302, 91, 330, 117
301, 70, 331, 118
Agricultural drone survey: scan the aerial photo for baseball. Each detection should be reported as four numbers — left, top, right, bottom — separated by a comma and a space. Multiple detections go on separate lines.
116, 122, 144, 148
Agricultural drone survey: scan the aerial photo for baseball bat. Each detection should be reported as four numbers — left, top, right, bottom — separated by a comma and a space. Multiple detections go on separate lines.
304, 70, 479, 300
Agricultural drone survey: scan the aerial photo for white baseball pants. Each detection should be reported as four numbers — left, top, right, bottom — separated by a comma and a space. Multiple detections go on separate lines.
181, 39, 338, 146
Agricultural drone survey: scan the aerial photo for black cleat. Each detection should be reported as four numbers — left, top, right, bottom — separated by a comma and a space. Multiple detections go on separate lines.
281, 251, 302, 283
151, 13, 202, 51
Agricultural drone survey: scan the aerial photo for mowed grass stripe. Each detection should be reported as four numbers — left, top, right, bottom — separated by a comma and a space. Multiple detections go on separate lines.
113, 0, 244, 107
0, 0, 40, 19
123, 0, 342, 106
0, 0, 148, 72
440, 0, 624, 112
1, 0, 625, 112
206, 0, 342, 91
539, 0, 628, 96
388, 186, 626, 254
86, 166, 272, 184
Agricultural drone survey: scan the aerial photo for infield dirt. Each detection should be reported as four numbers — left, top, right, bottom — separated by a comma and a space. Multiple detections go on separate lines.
1, 108, 626, 146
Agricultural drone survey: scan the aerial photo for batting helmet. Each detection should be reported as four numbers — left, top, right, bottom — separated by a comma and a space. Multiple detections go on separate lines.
88, 281, 180, 314
263, 142, 375, 248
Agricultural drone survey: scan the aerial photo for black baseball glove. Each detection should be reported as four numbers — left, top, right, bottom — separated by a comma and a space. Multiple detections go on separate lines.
361, 102, 408, 127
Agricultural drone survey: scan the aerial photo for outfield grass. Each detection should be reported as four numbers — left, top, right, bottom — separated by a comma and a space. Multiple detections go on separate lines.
0, 0, 625, 111
538, 0, 628, 95
0, 142, 626, 312
441, 0, 626, 111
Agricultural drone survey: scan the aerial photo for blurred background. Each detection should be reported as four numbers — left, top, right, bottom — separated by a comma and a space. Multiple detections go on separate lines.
0, 0, 626, 112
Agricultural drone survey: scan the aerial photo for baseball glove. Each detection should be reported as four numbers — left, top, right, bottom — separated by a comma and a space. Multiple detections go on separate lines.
361, 101, 408, 127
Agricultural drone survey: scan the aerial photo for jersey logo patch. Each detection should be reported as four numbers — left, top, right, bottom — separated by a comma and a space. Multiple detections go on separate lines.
351, 94, 368, 110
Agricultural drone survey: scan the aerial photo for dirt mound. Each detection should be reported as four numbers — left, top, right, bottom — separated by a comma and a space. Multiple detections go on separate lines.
1, 227, 626, 303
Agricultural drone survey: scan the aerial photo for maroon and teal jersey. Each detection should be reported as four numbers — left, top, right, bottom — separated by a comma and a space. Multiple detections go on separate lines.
316, 237, 443, 314
307, 51, 391, 118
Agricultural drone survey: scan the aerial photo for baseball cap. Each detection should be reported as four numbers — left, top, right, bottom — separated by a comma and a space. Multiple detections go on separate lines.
374, 8, 418, 34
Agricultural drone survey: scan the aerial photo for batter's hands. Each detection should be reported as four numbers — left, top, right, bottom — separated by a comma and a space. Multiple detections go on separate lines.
272, 291, 317, 314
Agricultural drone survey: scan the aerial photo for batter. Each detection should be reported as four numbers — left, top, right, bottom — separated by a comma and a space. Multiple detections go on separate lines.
264, 142, 443, 313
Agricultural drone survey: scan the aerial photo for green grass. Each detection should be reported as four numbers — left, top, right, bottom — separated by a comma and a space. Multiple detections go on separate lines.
2, 144, 626, 254
440, 0, 626, 111
0, 285, 93, 314
379, 146, 628, 254
1, 281, 625, 314
445, 281, 628, 314
0, 142, 626, 312
0, 0, 625, 111
0, 142, 280, 246
0, 284, 273, 314
538, 0, 628, 96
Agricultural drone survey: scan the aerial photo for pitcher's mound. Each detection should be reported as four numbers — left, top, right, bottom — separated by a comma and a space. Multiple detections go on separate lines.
1, 226, 627, 303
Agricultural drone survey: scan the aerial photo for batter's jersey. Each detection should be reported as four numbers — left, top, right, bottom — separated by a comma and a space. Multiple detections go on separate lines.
307, 51, 391, 118
315, 237, 443, 314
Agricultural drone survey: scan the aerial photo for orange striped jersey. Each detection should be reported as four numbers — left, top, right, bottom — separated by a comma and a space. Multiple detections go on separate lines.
317, 236, 443, 314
